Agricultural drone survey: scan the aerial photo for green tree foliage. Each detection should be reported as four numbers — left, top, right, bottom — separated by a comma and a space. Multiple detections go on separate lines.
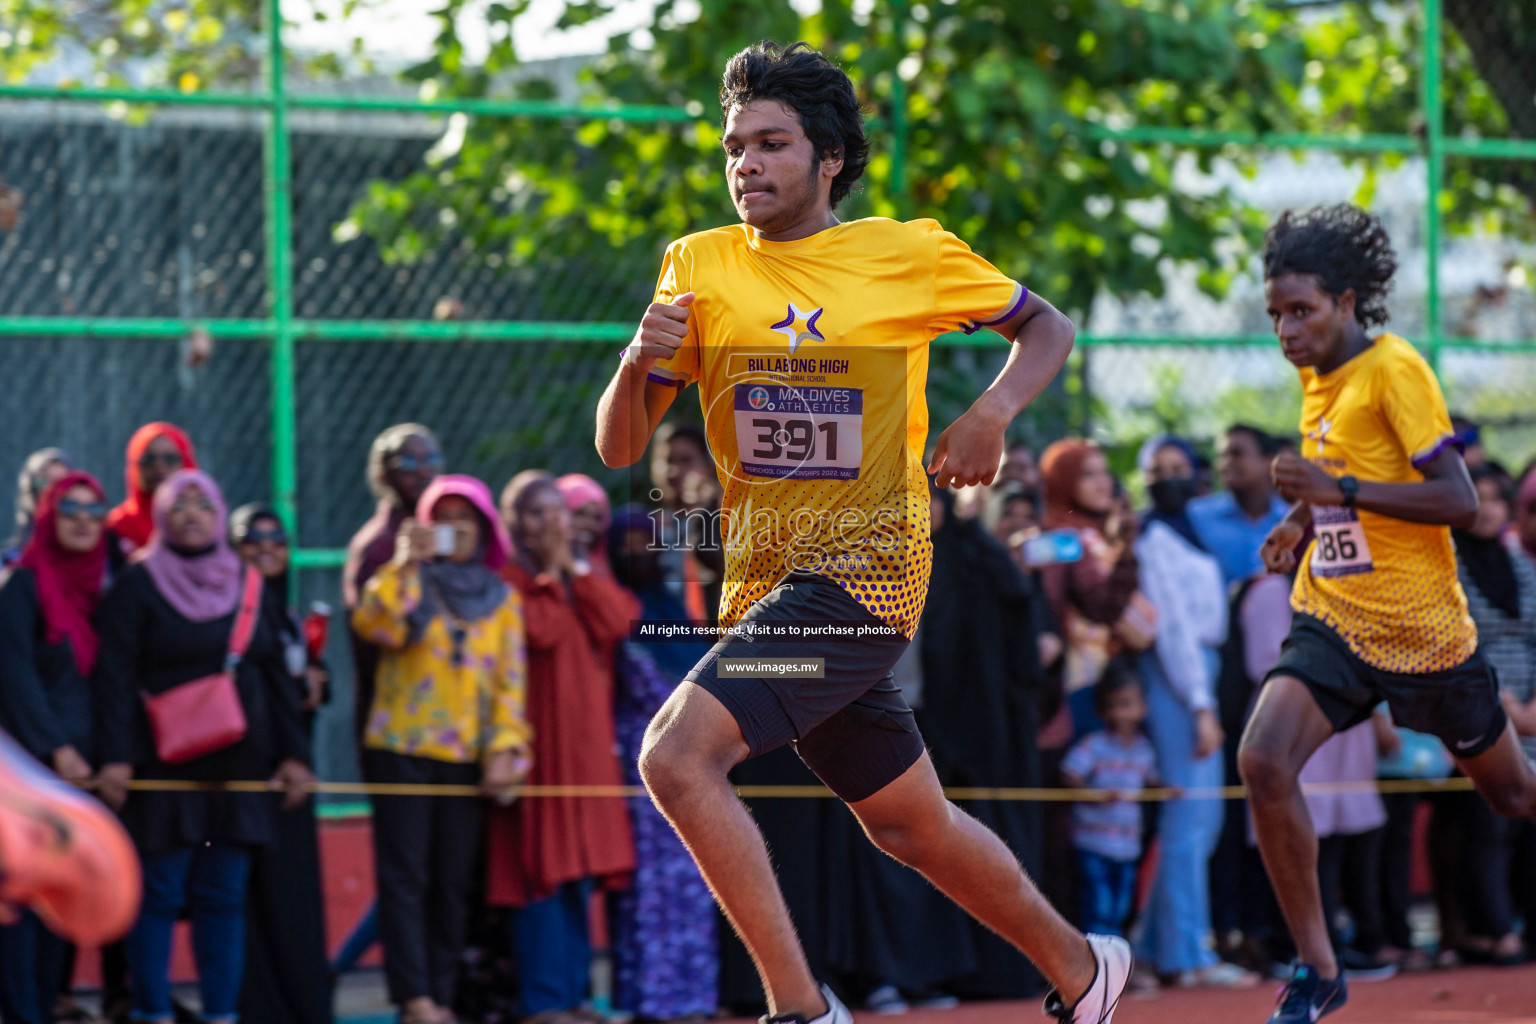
8, 1, 1531, 310
1294, 2, 1535, 241
341, 0, 1310, 319
0, 0, 368, 91
7, 2, 1533, 451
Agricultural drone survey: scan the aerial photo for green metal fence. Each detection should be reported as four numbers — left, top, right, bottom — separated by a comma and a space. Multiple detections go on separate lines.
2, 0, 1534, 780
2, 0, 1534, 566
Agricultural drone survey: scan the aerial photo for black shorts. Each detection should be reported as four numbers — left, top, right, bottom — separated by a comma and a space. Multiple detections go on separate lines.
1265, 613, 1506, 758
687, 572, 924, 803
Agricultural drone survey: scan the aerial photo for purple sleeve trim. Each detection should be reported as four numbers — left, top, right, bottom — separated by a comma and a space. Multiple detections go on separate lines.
962, 284, 1030, 336
1410, 433, 1457, 468
647, 372, 688, 388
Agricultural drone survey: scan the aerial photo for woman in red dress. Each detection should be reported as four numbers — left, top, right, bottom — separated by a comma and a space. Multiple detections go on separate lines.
487, 471, 638, 1023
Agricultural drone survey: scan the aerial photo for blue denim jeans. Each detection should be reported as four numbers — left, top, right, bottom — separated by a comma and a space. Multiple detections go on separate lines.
127, 844, 252, 1021
0, 909, 70, 1024
1077, 850, 1138, 937
514, 879, 596, 1015
1134, 650, 1225, 974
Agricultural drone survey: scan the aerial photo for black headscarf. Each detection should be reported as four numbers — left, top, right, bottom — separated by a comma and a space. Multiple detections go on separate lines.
229, 502, 299, 646
1138, 434, 1207, 551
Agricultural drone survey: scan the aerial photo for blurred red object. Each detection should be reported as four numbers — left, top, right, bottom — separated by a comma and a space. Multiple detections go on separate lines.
303, 601, 332, 660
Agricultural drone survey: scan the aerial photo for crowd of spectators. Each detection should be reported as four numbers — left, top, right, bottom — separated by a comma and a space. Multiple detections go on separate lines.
2, 414, 1536, 1024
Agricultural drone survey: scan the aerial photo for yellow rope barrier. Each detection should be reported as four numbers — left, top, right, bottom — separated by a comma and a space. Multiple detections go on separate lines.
119, 775, 1479, 801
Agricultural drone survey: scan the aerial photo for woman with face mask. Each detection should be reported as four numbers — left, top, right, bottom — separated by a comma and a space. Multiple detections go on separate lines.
1139, 435, 1207, 552
1131, 436, 1257, 989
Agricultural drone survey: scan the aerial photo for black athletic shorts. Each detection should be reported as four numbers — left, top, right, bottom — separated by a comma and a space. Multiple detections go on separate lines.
1265, 612, 1507, 759
687, 572, 924, 803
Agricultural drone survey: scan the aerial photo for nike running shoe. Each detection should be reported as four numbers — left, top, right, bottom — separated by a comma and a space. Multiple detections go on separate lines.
0, 729, 141, 945
761, 985, 852, 1024
1267, 963, 1348, 1023
1043, 934, 1133, 1023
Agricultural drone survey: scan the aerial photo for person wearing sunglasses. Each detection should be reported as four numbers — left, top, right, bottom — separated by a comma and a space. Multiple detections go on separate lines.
0, 472, 112, 1024
227, 504, 333, 1024
94, 470, 313, 1024
352, 474, 529, 1024
1, 448, 73, 579
104, 422, 198, 568
344, 425, 444, 747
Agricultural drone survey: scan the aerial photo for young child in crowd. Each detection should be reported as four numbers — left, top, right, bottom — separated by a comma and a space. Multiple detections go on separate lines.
1061, 663, 1160, 937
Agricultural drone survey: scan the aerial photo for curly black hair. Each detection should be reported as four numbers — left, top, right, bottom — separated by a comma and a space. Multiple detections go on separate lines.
1261, 204, 1398, 328
720, 41, 869, 209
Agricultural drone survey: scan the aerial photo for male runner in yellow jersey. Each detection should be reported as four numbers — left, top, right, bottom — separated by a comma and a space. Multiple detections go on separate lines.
1239, 205, 1536, 1024
595, 41, 1130, 1024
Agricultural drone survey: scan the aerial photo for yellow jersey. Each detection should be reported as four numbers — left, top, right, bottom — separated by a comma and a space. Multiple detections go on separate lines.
1291, 333, 1477, 672
646, 217, 1026, 637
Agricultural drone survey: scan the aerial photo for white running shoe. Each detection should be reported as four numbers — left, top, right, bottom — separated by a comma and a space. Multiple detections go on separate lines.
760, 985, 853, 1024
1042, 934, 1133, 1023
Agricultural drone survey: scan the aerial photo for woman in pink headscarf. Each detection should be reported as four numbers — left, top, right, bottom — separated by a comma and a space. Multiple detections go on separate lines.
486, 471, 637, 1020
556, 473, 612, 563
352, 474, 531, 1024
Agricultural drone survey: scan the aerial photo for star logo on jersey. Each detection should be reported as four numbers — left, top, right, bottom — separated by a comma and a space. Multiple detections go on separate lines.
1308, 417, 1334, 455
770, 304, 825, 354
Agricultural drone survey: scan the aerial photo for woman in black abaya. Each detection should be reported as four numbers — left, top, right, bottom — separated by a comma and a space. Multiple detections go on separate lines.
231, 504, 333, 1024
917, 480, 1049, 999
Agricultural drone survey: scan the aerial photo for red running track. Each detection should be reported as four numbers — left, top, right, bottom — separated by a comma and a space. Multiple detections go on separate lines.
781, 966, 1536, 1024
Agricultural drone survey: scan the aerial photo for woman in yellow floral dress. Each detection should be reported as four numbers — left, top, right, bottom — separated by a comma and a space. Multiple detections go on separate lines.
353, 473, 531, 1024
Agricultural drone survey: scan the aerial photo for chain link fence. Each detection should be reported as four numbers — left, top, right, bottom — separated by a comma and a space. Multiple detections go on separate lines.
2, 0, 1535, 782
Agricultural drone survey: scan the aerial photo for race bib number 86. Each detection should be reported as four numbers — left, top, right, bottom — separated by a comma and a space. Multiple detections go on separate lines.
1310, 505, 1374, 577
734, 383, 863, 480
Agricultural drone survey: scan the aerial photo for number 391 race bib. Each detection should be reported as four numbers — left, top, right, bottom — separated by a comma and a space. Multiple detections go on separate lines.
1310, 505, 1375, 577
734, 383, 863, 480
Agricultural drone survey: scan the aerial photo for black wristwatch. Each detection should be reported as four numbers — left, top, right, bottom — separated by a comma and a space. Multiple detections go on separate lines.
1337, 474, 1360, 508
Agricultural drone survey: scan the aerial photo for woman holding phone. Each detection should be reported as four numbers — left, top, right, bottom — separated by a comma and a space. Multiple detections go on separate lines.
352, 474, 531, 1024
1033, 439, 1148, 919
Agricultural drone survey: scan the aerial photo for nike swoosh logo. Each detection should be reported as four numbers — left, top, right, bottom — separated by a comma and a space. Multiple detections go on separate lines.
1456, 736, 1483, 751
1311, 982, 1346, 1021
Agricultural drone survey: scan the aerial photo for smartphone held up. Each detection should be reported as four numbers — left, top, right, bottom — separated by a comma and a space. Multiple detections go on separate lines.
1018, 528, 1084, 569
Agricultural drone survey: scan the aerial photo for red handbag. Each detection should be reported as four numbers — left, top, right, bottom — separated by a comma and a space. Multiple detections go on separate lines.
141, 568, 263, 765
